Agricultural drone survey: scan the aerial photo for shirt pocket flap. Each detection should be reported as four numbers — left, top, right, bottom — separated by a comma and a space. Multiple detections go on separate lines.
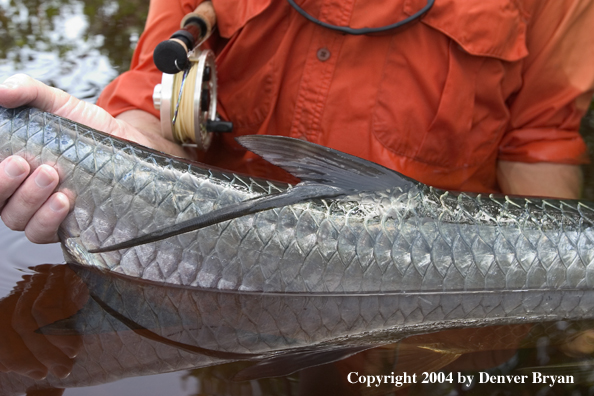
213, 0, 273, 38
405, 0, 529, 61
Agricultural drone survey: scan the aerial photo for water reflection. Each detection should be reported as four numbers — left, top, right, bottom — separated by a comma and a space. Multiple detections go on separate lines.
0, 0, 147, 102
2, 0, 594, 395
2, 264, 594, 395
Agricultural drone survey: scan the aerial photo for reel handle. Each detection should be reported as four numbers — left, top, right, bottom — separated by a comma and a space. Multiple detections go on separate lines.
153, 1, 217, 74
206, 119, 233, 133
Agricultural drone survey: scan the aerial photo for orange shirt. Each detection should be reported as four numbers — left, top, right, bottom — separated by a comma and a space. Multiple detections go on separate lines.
97, 0, 594, 193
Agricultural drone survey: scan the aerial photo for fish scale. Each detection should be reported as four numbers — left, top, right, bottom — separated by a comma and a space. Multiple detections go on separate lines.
3, 107, 594, 302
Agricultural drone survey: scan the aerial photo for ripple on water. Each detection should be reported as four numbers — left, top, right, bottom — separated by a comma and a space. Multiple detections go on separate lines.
0, 222, 64, 297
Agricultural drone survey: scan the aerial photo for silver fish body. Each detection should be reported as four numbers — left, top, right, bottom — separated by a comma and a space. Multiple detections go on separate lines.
2, 106, 594, 303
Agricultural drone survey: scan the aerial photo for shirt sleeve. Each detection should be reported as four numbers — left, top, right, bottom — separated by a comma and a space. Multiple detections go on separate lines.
96, 0, 200, 118
499, 0, 594, 164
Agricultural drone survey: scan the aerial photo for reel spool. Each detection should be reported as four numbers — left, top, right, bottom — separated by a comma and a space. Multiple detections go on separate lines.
153, 49, 221, 150
151, 2, 232, 151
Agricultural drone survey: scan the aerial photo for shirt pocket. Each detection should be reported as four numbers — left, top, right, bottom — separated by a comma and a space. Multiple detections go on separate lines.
213, 0, 283, 136
372, 0, 529, 169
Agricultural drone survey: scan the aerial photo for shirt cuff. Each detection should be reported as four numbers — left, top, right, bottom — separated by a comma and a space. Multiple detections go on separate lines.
96, 70, 161, 119
498, 127, 589, 164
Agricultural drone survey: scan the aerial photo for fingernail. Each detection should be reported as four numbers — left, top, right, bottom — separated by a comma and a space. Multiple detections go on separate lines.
26, 369, 47, 380
52, 364, 72, 379
4, 157, 27, 178
49, 193, 68, 212
0, 80, 16, 89
35, 166, 54, 188
61, 345, 79, 359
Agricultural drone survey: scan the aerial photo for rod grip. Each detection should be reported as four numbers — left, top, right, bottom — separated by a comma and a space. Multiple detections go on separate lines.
181, 1, 216, 36
153, 1, 216, 74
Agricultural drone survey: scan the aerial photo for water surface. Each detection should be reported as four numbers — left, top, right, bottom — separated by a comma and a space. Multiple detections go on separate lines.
1, 1, 594, 395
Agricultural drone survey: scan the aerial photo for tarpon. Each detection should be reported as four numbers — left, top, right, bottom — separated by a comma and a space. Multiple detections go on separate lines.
2, 106, 594, 302
3, 106, 594, 394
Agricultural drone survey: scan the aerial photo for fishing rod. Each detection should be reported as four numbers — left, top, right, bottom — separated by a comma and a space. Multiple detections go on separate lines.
152, 1, 233, 150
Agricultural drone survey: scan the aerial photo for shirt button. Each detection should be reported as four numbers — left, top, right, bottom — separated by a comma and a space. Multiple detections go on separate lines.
317, 47, 331, 62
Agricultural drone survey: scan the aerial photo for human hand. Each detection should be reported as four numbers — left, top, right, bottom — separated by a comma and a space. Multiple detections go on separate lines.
0, 74, 186, 243
497, 160, 583, 200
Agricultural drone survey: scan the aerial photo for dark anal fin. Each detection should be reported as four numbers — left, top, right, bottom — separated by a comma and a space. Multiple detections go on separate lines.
89, 183, 342, 253
90, 136, 414, 253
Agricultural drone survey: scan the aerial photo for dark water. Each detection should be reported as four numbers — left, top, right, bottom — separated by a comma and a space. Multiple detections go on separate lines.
2, 1, 594, 395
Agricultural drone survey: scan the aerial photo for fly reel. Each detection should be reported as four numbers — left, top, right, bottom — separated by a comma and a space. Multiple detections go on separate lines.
153, 49, 229, 150
151, 1, 232, 150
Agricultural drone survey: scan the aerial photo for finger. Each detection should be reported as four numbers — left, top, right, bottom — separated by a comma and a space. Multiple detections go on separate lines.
1, 165, 59, 232
25, 192, 70, 244
0, 328, 48, 380
0, 75, 184, 156
0, 156, 31, 208
12, 321, 74, 380
0, 74, 121, 136
13, 269, 76, 379
0, 74, 72, 113
32, 265, 87, 360
0, 294, 48, 379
